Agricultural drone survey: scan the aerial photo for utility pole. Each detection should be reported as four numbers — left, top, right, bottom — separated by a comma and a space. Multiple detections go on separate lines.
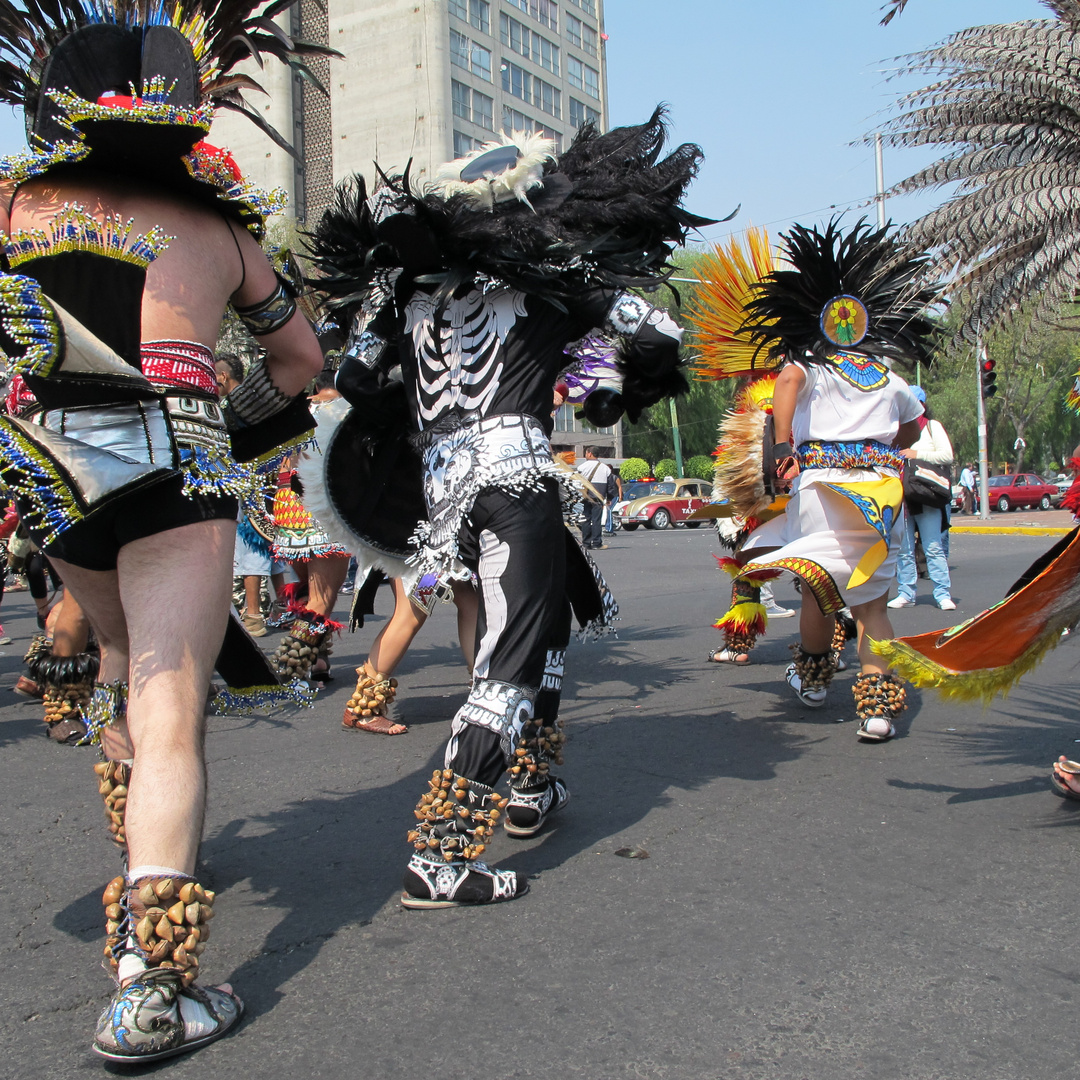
874, 133, 886, 230
669, 398, 684, 477
976, 339, 991, 520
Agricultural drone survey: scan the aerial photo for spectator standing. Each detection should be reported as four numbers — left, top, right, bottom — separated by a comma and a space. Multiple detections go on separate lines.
889, 387, 957, 610
577, 447, 613, 550
959, 461, 976, 514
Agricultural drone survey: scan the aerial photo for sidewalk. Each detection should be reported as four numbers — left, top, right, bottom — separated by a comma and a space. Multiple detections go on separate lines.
950, 507, 1075, 535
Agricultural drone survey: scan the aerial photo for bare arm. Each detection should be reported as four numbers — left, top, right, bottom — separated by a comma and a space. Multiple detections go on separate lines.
230, 224, 323, 396
770, 361, 805, 445
895, 419, 922, 450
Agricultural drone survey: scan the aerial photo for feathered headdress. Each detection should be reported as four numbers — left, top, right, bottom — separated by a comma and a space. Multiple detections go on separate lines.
686, 226, 778, 380
741, 218, 940, 368
0, 0, 339, 153
877, 1, 1080, 341
309, 107, 719, 318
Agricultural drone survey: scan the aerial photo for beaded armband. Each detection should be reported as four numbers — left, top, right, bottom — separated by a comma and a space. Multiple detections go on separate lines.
221, 356, 292, 430
232, 277, 297, 337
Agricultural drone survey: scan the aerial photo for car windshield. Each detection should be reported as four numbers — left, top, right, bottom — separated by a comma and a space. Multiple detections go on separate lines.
988, 477, 1007, 487
625, 482, 676, 498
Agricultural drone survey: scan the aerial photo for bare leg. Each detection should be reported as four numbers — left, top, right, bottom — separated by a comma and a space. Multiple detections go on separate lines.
369, 577, 428, 674
452, 581, 479, 674
243, 575, 262, 617
799, 591, 834, 655
306, 553, 349, 618
850, 593, 894, 675
50, 589, 91, 656
54, 519, 234, 873
270, 571, 286, 601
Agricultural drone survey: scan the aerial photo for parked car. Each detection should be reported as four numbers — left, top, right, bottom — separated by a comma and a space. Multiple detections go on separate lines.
615, 479, 714, 530
986, 473, 1058, 511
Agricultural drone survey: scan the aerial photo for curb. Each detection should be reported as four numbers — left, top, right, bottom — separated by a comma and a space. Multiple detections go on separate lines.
951, 525, 1072, 537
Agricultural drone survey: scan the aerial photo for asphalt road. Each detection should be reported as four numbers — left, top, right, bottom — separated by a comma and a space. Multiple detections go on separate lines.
3, 526, 1080, 1080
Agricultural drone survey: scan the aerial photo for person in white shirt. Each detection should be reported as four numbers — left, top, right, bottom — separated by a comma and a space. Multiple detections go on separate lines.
578, 447, 613, 550
888, 387, 956, 611
959, 462, 976, 514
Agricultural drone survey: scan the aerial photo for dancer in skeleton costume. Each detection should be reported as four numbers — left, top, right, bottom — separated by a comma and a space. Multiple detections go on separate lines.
0, 0, 331, 1061
307, 111, 709, 906
729, 220, 937, 741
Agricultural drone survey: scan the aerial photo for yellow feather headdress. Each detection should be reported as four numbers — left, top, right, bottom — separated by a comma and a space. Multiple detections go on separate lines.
687, 227, 778, 381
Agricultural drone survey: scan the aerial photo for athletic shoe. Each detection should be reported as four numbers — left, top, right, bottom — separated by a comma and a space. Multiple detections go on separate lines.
763, 601, 795, 618
887, 596, 914, 609
0, 625, 11, 645
785, 663, 827, 707
937, 598, 957, 611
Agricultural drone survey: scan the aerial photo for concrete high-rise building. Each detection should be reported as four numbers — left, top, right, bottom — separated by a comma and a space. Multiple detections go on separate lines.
211, 0, 608, 227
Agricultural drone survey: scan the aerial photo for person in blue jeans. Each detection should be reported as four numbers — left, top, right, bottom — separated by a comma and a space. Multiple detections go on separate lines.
889, 387, 957, 611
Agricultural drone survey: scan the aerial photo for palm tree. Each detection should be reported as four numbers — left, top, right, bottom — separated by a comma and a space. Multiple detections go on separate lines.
880, 0, 909, 25
878, 2, 1080, 340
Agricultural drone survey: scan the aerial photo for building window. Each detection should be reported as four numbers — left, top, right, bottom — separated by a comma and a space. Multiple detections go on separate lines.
568, 12, 600, 56
537, 78, 560, 119
452, 78, 471, 121
448, 0, 466, 18
567, 0, 595, 15
452, 81, 495, 130
502, 105, 532, 136
582, 61, 599, 98
469, 0, 489, 34
471, 40, 492, 80
502, 59, 531, 103
500, 13, 559, 75
454, 130, 481, 156
501, 60, 560, 119
508, 0, 557, 31
450, 28, 469, 69
569, 96, 600, 129
451, 29, 492, 80
473, 89, 494, 130
568, 56, 599, 98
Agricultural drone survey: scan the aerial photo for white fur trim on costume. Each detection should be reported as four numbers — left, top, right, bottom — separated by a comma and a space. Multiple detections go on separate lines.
431, 131, 556, 210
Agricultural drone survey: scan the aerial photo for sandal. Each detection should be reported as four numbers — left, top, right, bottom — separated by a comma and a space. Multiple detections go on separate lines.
856, 715, 895, 742
707, 648, 750, 665
343, 711, 407, 735
46, 717, 88, 744
1051, 758, 1080, 802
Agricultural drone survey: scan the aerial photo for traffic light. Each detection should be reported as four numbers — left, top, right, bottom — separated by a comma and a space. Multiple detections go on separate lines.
981, 358, 997, 398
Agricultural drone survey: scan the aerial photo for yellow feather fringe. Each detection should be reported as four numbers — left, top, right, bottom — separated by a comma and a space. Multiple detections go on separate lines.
870, 623, 1071, 706
688, 227, 778, 381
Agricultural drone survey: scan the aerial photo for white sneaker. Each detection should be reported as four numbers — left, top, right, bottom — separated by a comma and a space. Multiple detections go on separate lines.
887, 596, 914, 609
764, 602, 795, 618
937, 598, 957, 611
785, 663, 827, 707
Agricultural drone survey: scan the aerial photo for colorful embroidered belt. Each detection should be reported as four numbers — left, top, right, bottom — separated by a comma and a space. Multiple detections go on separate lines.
797, 440, 904, 474
141, 340, 218, 396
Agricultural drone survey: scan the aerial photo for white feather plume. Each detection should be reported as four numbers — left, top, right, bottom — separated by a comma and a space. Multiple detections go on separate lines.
430, 130, 556, 210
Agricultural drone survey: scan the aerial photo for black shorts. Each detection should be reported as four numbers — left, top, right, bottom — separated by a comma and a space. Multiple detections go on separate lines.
32, 474, 237, 573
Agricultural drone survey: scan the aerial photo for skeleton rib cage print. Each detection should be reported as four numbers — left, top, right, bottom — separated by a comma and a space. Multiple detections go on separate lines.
406, 286, 528, 424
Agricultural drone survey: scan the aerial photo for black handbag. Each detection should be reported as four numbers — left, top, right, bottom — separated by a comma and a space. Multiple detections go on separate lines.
903, 458, 951, 508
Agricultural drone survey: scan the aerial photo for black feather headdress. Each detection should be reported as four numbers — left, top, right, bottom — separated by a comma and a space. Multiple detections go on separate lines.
741, 218, 940, 369
0, 0, 339, 153
309, 108, 719, 327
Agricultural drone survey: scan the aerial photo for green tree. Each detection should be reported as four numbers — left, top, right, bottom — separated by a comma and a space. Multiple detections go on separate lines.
620, 458, 651, 482
686, 454, 716, 481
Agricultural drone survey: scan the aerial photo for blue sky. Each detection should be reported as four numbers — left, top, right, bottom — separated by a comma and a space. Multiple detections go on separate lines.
0, 0, 1049, 246
605, 0, 1047, 245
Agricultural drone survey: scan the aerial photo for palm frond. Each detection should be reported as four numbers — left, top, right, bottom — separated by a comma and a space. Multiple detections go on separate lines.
877, 3, 1080, 339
